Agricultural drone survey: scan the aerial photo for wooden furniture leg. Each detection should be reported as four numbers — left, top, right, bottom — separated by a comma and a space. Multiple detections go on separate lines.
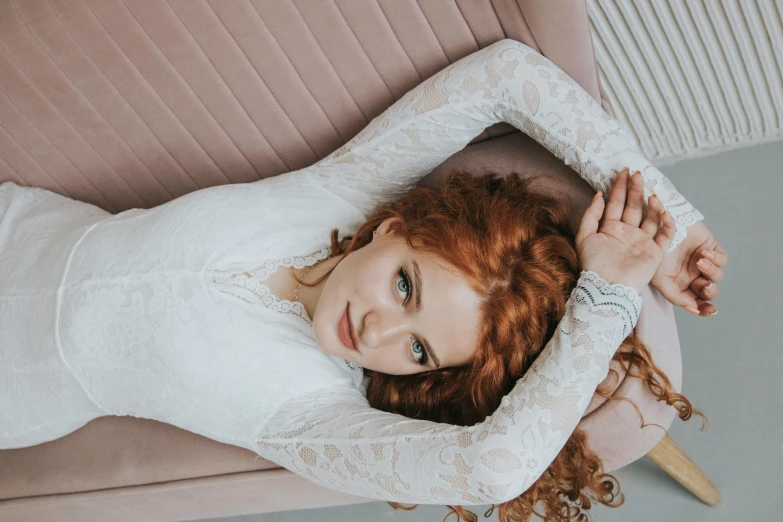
645, 433, 722, 506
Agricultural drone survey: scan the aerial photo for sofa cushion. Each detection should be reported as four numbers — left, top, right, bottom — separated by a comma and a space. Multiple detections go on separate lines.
0, 0, 610, 212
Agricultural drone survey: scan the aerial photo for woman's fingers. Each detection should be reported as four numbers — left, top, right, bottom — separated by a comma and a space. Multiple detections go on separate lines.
653, 209, 676, 252
621, 171, 645, 226
604, 168, 630, 222
691, 276, 720, 300
697, 244, 726, 317
576, 191, 605, 245
694, 297, 718, 317
696, 256, 724, 284
640, 193, 663, 236
701, 245, 729, 268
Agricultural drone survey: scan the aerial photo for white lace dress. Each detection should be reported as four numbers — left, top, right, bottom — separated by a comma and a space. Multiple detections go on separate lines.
0, 39, 703, 505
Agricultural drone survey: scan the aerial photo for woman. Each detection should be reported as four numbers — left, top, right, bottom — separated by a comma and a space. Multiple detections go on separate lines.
1, 39, 725, 513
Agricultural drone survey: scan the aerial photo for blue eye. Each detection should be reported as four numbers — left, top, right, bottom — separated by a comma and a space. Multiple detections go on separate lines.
397, 268, 411, 296
397, 267, 429, 367
411, 340, 427, 365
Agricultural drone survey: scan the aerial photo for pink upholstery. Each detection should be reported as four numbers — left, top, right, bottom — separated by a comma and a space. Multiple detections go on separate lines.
0, 1, 681, 521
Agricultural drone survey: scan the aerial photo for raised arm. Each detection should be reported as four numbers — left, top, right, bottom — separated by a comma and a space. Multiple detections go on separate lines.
254, 270, 641, 505
307, 39, 702, 251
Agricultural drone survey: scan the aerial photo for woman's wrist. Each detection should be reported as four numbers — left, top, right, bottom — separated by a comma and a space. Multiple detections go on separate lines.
579, 263, 647, 296
574, 270, 643, 337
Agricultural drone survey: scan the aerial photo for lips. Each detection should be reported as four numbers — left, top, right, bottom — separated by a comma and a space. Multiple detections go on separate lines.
348, 306, 359, 351
339, 304, 358, 351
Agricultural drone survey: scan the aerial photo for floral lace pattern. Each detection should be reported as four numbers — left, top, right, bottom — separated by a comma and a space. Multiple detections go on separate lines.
211, 247, 333, 326
255, 270, 642, 505
577, 270, 643, 339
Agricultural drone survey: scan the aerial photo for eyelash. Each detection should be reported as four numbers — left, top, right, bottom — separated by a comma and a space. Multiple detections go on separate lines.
397, 267, 429, 367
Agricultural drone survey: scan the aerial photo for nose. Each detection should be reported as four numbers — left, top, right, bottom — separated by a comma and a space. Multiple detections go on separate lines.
361, 310, 410, 351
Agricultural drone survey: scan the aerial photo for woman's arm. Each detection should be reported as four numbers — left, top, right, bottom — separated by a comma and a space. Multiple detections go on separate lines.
254, 270, 641, 505
306, 39, 702, 251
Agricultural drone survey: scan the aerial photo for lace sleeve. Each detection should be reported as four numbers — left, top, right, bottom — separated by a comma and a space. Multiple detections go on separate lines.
254, 271, 642, 505
307, 39, 703, 251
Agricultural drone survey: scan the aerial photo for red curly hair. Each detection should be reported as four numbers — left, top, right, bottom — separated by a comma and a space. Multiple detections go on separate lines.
297, 170, 707, 522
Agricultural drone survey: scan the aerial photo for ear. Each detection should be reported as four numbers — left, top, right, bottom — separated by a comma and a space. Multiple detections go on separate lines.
375, 217, 405, 237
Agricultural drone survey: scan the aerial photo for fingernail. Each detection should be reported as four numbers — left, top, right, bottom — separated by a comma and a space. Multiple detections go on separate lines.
702, 250, 715, 260
710, 309, 718, 316
684, 305, 700, 315
697, 259, 710, 270
705, 282, 714, 292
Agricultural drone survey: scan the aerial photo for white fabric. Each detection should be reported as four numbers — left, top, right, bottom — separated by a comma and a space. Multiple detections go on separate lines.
0, 40, 701, 504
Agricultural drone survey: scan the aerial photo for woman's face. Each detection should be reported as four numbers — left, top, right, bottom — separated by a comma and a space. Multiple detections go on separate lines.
313, 217, 483, 375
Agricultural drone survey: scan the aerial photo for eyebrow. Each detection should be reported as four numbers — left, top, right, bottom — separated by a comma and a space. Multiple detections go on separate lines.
412, 259, 441, 368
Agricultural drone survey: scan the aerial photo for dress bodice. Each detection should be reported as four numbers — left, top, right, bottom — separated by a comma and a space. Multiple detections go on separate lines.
210, 246, 332, 327
52, 181, 365, 449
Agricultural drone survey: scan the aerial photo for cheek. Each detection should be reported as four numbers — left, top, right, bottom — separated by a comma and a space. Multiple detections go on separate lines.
333, 254, 404, 345
344, 268, 372, 301
376, 348, 413, 374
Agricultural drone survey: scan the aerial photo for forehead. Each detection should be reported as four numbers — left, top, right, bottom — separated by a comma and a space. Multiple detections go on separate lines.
412, 249, 483, 365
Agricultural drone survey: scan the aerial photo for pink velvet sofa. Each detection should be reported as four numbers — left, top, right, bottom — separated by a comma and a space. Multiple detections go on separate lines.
0, 1, 684, 520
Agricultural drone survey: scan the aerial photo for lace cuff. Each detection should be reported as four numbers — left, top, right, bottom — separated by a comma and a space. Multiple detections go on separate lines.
573, 270, 643, 340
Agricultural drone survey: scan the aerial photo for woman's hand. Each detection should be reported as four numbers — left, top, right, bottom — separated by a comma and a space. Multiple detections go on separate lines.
650, 221, 727, 317
576, 168, 675, 294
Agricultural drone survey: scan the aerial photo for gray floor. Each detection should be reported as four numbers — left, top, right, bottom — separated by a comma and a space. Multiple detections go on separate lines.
203, 141, 783, 522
